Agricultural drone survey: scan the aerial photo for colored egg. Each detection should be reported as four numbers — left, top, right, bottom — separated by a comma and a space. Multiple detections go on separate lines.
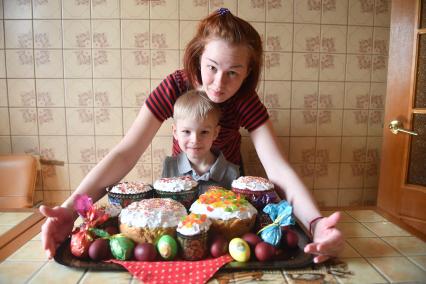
228, 238, 250, 262
156, 235, 177, 260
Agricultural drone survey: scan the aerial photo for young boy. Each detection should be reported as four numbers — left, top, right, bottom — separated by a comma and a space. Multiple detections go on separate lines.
161, 90, 240, 194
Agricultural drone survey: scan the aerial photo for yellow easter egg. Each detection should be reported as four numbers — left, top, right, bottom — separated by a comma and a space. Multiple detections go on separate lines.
228, 238, 250, 262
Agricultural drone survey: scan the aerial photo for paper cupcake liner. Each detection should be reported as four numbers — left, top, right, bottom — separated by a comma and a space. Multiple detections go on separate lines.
106, 185, 153, 208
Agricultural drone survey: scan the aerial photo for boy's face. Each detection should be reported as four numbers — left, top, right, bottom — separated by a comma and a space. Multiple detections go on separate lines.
173, 114, 220, 161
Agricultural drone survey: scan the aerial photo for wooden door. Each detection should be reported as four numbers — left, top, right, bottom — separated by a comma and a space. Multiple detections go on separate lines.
377, 0, 426, 236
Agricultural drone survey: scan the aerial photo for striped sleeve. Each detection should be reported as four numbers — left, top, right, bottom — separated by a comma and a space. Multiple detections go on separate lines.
238, 94, 269, 131
145, 72, 181, 122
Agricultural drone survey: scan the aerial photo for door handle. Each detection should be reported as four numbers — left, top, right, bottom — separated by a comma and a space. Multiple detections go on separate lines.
389, 120, 418, 136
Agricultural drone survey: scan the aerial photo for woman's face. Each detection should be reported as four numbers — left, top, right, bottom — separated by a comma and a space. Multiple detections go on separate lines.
199, 39, 250, 103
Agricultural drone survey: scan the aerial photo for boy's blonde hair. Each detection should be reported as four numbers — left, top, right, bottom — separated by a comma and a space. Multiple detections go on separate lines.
173, 90, 221, 123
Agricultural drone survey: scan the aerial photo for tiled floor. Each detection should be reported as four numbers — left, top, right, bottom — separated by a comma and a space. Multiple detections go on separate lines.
0, 209, 425, 283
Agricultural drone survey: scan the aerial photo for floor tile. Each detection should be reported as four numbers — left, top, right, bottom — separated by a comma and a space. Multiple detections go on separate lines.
363, 222, 411, 237
336, 223, 376, 238
284, 266, 338, 284
0, 224, 13, 235
81, 270, 132, 284
28, 260, 85, 284
345, 210, 386, 222
8, 240, 46, 261
368, 256, 426, 283
0, 260, 45, 284
0, 212, 32, 225
321, 211, 357, 222
334, 258, 388, 284
346, 238, 401, 257
408, 255, 426, 271
382, 236, 426, 256
339, 241, 362, 258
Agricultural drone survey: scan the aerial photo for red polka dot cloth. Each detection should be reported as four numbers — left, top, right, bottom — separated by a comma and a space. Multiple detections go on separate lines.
109, 254, 233, 284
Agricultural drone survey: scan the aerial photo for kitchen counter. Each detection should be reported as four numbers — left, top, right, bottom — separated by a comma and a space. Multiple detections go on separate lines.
0, 209, 425, 283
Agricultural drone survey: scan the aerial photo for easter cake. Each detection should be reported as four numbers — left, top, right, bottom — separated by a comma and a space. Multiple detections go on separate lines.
231, 176, 279, 210
106, 181, 153, 208
176, 213, 211, 260
189, 188, 257, 239
119, 198, 187, 244
153, 176, 199, 209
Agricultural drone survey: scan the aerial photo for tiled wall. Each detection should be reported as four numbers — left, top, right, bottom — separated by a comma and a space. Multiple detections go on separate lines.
0, 0, 390, 207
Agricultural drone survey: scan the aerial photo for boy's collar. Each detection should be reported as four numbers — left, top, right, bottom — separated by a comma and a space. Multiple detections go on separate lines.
176, 150, 227, 182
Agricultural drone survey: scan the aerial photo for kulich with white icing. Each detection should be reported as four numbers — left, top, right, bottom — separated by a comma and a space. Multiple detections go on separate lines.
109, 181, 152, 194
119, 198, 187, 229
189, 188, 257, 221
231, 176, 274, 192
177, 213, 211, 236
153, 176, 198, 192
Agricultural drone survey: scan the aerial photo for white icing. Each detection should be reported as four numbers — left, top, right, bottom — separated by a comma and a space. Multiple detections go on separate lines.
153, 176, 198, 192
109, 181, 152, 194
231, 176, 274, 192
119, 198, 187, 229
189, 201, 257, 221
177, 217, 211, 236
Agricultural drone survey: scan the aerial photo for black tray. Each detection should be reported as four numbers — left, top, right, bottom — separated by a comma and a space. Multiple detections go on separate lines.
54, 224, 313, 271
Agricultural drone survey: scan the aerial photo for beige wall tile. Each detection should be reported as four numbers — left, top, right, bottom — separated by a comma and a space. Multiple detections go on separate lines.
314, 163, 339, 189
94, 108, 123, 135
341, 136, 367, 163
321, 25, 347, 53
319, 82, 344, 109
121, 0, 149, 19
338, 187, 363, 206
63, 20, 91, 48
64, 79, 93, 107
179, 20, 198, 50
339, 163, 364, 188
43, 190, 71, 204
151, 20, 179, 49
151, 136, 172, 163
10, 108, 38, 135
122, 107, 140, 133
266, 0, 293, 22
291, 81, 318, 109
121, 20, 150, 48
39, 135, 68, 163
93, 49, 121, 78
269, 109, 290, 136
363, 187, 378, 205
368, 110, 384, 136
374, 0, 391, 27
292, 163, 315, 189
38, 108, 66, 135
239, 2, 265, 22
94, 79, 122, 107
264, 81, 291, 108
317, 110, 343, 136
66, 108, 94, 135
0, 136, 11, 153
313, 188, 338, 207
92, 20, 121, 48
67, 136, 96, 163
322, 0, 348, 25
36, 79, 65, 107
125, 163, 153, 184
346, 55, 372, 81
5, 20, 32, 48
320, 53, 346, 81
63, 0, 90, 18
289, 137, 316, 163
7, 79, 36, 107
179, 0, 208, 20
69, 163, 95, 190
370, 82, 386, 109
4, 0, 32, 19
0, 108, 10, 134
122, 79, 150, 107
265, 52, 292, 80
150, 0, 179, 20
209, 1, 238, 14
372, 55, 388, 82
265, 23, 293, 52
345, 82, 370, 109
151, 50, 179, 79
35, 50, 64, 78
373, 27, 389, 55
0, 79, 7, 106
294, 0, 321, 23
293, 53, 319, 81
63, 50, 92, 78
11, 135, 39, 154
316, 137, 341, 163
0, 50, 5, 78
33, 0, 61, 19
92, 0, 119, 19
95, 135, 122, 162
342, 110, 368, 136
121, 50, 150, 78
41, 164, 70, 190
6, 50, 35, 78
348, 0, 374, 26
290, 110, 317, 136
347, 26, 373, 54
33, 20, 62, 48
294, 24, 320, 52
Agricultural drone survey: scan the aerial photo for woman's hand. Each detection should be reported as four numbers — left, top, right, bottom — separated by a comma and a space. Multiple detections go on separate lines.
39, 205, 76, 259
303, 212, 344, 263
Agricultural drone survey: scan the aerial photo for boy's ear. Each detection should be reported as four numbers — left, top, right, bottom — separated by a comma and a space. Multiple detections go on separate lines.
172, 123, 178, 140
213, 125, 220, 140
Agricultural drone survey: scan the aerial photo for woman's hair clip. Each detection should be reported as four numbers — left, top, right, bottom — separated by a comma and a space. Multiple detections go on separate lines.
217, 7, 230, 16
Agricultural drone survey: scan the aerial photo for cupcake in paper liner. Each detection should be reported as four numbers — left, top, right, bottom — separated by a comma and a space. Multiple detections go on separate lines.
153, 176, 198, 210
231, 176, 279, 210
106, 181, 153, 208
176, 213, 211, 260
